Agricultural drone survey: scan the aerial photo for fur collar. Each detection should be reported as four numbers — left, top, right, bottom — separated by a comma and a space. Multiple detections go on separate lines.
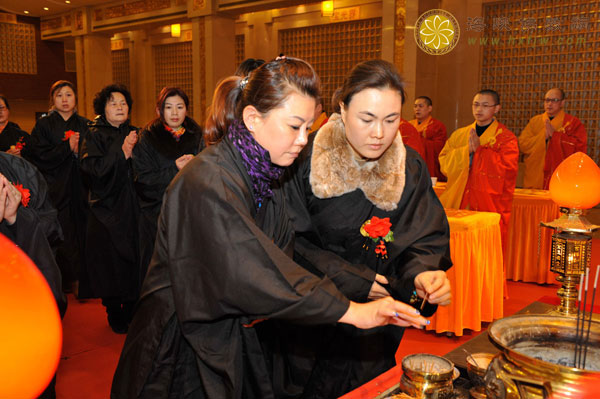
310, 113, 406, 211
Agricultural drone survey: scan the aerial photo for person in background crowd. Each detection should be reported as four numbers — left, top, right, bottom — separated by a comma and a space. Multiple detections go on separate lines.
80, 84, 140, 334
0, 95, 29, 156
0, 152, 67, 399
283, 59, 452, 398
439, 89, 518, 248
21, 80, 89, 296
235, 57, 266, 77
399, 117, 426, 159
518, 88, 587, 189
410, 96, 447, 181
111, 57, 428, 399
308, 98, 328, 134
132, 87, 204, 279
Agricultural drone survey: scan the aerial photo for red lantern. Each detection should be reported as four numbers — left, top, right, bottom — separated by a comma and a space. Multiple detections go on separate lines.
0, 233, 62, 398
549, 152, 600, 209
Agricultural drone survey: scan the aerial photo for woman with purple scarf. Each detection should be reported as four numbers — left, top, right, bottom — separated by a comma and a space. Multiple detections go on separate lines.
111, 57, 429, 399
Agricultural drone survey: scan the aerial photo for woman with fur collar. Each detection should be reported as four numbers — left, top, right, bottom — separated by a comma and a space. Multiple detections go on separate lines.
283, 59, 452, 398
132, 87, 204, 277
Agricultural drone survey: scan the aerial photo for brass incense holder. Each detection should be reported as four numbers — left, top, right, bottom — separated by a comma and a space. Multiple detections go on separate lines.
540, 208, 599, 316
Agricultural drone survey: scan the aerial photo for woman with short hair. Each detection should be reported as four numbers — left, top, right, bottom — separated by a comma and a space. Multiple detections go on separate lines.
80, 84, 140, 334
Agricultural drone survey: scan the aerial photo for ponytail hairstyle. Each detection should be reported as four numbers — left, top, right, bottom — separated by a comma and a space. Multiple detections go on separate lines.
332, 59, 405, 113
49, 80, 78, 111
204, 57, 321, 145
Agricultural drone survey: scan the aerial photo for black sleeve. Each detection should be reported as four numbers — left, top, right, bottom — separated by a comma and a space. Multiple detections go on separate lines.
80, 128, 130, 202
381, 151, 452, 316
161, 156, 350, 326
23, 118, 73, 171
132, 135, 178, 206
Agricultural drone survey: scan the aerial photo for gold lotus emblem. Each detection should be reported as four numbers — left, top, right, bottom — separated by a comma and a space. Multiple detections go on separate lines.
414, 9, 460, 55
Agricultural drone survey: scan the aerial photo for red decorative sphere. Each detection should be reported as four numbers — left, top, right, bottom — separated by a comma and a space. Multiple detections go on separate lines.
0, 233, 62, 398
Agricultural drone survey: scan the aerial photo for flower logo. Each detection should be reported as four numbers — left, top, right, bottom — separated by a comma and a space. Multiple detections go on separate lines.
414, 9, 460, 55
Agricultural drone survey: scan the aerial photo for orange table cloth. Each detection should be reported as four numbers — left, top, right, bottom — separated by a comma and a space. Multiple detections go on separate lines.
433, 182, 560, 285
426, 208, 504, 336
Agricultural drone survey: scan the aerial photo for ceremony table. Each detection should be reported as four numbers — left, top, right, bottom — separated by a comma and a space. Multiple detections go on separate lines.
426, 209, 504, 336
433, 183, 560, 285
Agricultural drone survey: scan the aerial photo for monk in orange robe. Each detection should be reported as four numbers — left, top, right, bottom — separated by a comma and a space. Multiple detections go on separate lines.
410, 96, 447, 181
308, 100, 328, 134
399, 118, 425, 159
439, 90, 518, 248
518, 88, 587, 189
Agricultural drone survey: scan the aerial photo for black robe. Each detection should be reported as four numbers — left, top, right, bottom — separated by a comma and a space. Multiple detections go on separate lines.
0, 121, 29, 152
132, 118, 205, 277
0, 153, 67, 316
283, 132, 452, 398
21, 111, 89, 290
111, 135, 349, 399
79, 116, 140, 301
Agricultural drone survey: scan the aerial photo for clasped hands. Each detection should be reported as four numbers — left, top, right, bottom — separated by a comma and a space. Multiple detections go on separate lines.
0, 174, 21, 225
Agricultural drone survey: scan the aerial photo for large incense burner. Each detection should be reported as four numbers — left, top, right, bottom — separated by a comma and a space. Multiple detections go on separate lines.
484, 315, 600, 399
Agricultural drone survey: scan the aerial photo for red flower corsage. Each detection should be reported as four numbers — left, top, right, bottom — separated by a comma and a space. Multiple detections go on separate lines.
15, 136, 26, 150
13, 183, 31, 207
62, 130, 77, 141
360, 216, 394, 259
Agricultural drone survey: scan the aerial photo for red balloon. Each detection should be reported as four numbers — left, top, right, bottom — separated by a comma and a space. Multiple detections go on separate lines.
0, 233, 62, 398
549, 152, 600, 209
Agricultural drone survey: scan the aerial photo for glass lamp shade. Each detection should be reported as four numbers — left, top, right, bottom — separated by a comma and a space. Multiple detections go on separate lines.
549, 152, 600, 209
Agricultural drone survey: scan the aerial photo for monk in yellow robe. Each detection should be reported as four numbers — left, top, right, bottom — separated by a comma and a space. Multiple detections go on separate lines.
439, 90, 519, 248
519, 88, 587, 189
410, 96, 447, 181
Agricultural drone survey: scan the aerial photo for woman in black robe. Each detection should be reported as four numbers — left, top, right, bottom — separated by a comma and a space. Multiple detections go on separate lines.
111, 57, 428, 399
283, 60, 453, 397
80, 84, 140, 334
132, 87, 204, 275
0, 95, 29, 155
21, 81, 89, 295
0, 152, 67, 399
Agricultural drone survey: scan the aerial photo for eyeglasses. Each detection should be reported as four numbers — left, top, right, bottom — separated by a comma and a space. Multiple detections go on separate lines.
472, 103, 498, 109
544, 98, 563, 103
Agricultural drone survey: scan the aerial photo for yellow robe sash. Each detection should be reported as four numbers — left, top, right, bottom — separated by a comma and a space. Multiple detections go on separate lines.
439, 120, 501, 209
518, 110, 566, 189
409, 116, 432, 138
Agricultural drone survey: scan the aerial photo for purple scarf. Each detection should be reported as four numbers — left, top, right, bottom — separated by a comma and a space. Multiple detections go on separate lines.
228, 120, 284, 210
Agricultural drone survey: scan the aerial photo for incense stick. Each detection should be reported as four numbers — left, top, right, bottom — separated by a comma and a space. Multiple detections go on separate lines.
577, 268, 590, 369
575, 272, 584, 368
582, 265, 600, 369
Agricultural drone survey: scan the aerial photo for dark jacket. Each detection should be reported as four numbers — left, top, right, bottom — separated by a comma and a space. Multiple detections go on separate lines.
79, 116, 140, 299
111, 135, 349, 399
132, 117, 205, 274
0, 121, 29, 152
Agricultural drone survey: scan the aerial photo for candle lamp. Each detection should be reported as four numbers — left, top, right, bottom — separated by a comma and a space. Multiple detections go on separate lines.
540, 152, 600, 316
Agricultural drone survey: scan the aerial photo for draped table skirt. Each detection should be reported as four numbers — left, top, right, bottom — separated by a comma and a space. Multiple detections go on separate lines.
426, 209, 504, 336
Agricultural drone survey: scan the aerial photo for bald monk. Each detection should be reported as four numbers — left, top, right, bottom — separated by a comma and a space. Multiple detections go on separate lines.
439, 89, 518, 247
519, 88, 587, 189
410, 96, 447, 181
